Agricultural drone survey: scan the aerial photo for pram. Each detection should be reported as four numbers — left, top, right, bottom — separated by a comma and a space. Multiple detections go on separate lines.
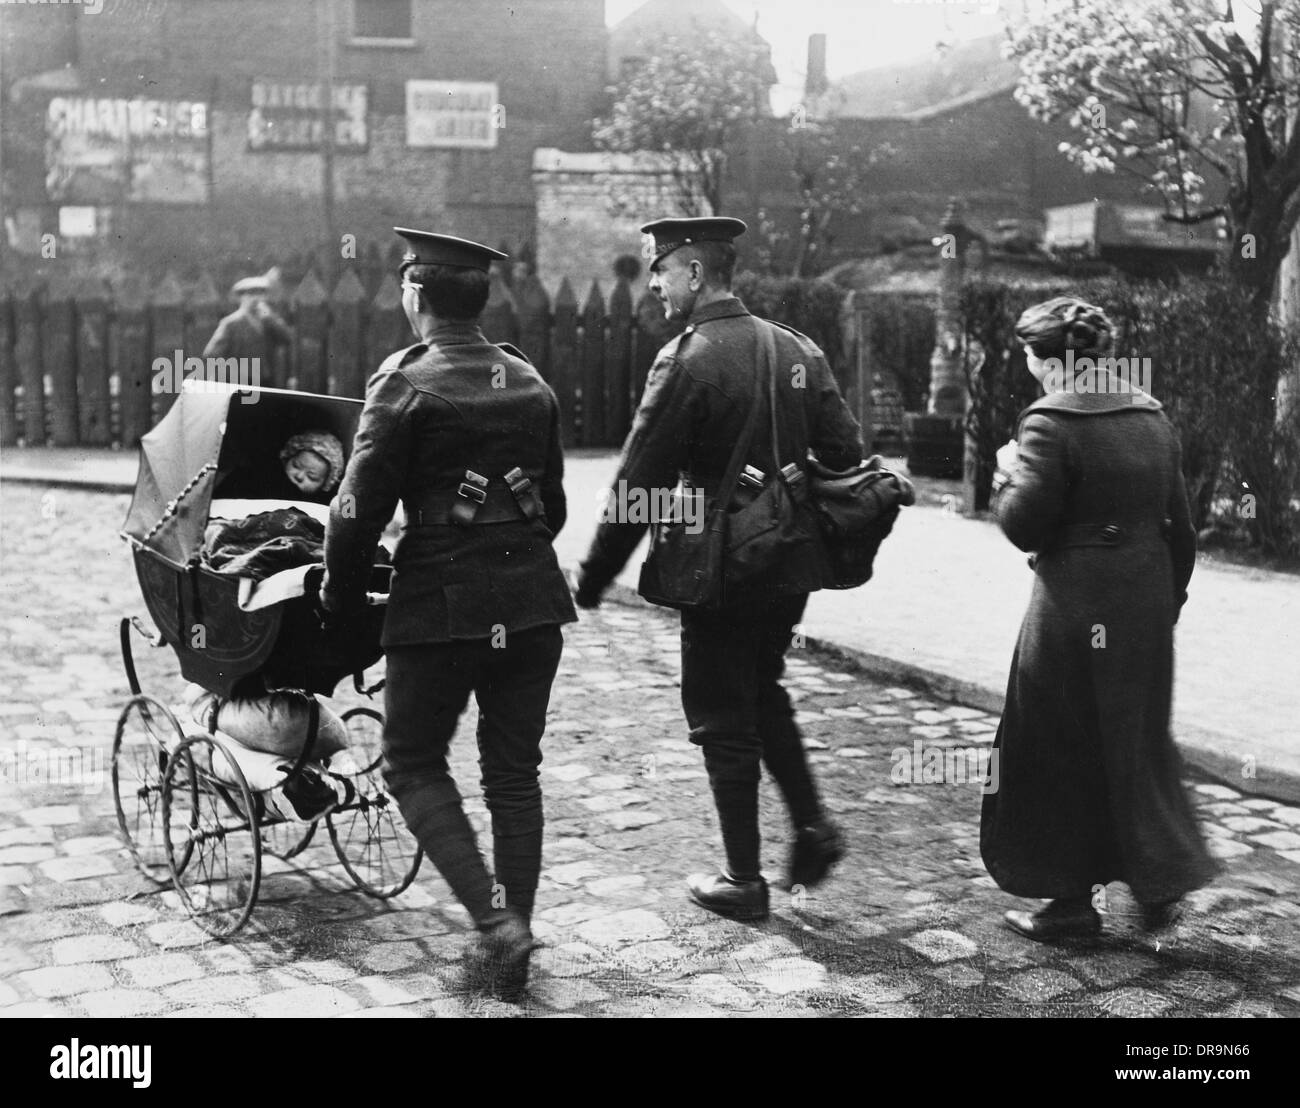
115, 382, 421, 938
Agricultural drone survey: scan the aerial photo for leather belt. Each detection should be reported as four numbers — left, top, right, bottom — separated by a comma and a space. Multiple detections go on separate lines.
408, 486, 539, 527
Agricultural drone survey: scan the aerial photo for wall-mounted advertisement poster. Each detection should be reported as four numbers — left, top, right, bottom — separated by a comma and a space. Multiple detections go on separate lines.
45, 96, 210, 204
406, 81, 499, 149
248, 80, 369, 152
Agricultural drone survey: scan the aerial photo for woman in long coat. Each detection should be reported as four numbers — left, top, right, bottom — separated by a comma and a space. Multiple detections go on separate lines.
980, 297, 1220, 940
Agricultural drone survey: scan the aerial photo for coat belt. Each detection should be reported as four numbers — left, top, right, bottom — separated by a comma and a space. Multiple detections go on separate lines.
1052, 519, 1171, 550
407, 486, 539, 527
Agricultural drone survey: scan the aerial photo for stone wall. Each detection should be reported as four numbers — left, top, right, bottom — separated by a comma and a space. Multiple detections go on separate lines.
532, 149, 687, 297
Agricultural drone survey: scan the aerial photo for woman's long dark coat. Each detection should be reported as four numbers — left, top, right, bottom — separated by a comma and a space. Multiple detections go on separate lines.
980, 385, 1221, 905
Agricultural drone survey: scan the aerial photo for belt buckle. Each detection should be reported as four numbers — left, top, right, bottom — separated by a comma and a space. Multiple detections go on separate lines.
503, 466, 533, 495
457, 469, 488, 504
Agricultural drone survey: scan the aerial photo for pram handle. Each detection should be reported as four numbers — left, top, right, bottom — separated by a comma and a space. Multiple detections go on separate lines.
364, 592, 389, 606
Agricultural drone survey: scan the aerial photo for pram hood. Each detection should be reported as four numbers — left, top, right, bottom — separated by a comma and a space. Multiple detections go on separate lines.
122, 383, 364, 568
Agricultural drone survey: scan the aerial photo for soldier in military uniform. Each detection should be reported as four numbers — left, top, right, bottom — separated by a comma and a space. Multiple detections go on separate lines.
321, 229, 576, 999
202, 272, 293, 365
574, 217, 864, 921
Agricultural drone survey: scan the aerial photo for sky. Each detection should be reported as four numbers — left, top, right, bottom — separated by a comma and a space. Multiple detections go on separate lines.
604, 0, 1010, 113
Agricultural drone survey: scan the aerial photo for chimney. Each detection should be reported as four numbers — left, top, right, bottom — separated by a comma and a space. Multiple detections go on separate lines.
806, 33, 828, 99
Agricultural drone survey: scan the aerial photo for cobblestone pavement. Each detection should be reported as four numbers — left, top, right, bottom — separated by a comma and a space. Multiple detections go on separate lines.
2, 486, 1299, 1018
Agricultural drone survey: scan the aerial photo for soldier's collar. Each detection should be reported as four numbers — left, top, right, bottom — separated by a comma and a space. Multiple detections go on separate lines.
419, 320, 489, 346
685, 296, 750, 327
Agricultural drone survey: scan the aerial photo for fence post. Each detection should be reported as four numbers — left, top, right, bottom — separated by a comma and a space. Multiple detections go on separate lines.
482, 270, 519, 349
14, 281, 46, 444
114, 275, 151, 447
606, 277, 634, 444
516, 274, 551, 381
365, 273, 407, 377
550, 278, 578, 445
292, 270, 328, 394
75, 275, 112, 446
0, 285, 16, 447
859, 293, 875, 453
329, 269, 366, 397
150, 272, 186, 420
580, 280, 606, 447
45, 274, 78, 446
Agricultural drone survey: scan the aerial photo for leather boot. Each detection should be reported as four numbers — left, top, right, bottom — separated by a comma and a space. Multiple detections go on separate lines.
464, 910, 540, 1003
787, 817, 845, 890
1004, 897, 1101, 942
686, 870, 770, 921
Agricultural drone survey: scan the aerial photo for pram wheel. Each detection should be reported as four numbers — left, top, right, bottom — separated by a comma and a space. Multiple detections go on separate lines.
163, 734, 262, 939
262, 819, 317, 861
113, 695, 189, 883
327, 707, 422, 898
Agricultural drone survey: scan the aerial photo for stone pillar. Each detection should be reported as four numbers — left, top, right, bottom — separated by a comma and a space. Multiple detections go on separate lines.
928, 199, 969, 416
903, 198, 968, 478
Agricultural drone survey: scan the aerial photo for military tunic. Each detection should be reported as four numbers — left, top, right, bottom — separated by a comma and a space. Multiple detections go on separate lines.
321, 321, 576, 642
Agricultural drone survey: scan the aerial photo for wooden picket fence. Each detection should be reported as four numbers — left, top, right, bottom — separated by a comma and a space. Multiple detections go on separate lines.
0, 267, 693, 451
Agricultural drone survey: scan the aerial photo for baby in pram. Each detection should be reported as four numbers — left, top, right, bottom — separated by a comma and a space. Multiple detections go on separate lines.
278, 430, 346, 503
185, 429, 363, 821
202, 430, 345, 578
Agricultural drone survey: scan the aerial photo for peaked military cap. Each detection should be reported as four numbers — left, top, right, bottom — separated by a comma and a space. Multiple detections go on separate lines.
394, 227, 507, 272
640, 216, 747, 266
231, 275, 270, 295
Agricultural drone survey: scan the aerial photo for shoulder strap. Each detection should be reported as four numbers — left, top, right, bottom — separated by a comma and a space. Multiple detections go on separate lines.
716, 325, 767, 508
495, 341, 531, 365
374, 342, 427, 377
756, 317, 782, 471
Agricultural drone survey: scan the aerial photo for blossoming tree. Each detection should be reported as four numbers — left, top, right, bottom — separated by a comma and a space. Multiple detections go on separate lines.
1009, 0, 1300, 312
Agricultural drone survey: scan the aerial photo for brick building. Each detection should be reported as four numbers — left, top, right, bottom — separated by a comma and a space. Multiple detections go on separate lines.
0, 0, 607, 282
722, 33, 1226, 277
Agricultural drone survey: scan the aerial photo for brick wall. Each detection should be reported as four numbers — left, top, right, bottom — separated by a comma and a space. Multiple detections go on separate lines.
532, 149, 688, 298
2, 0, 607, 275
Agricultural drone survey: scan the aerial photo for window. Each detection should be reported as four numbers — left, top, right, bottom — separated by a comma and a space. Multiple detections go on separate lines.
353, 0, 413, 42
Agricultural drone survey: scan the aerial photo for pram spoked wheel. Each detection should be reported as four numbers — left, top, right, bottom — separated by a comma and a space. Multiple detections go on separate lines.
162, 734, 262, 939
327, 707, 422, 898
112, 694, 190, 883
261, 818, 316, 860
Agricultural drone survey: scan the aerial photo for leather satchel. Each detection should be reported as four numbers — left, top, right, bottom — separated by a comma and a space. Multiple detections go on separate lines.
637, 326, 766, 610
806, 455, 915, 589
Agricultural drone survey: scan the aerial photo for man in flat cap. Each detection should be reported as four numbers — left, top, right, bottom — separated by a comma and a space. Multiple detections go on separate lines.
574, 217, 864, 921
202, 270, 293, 367
321, 228, 575, 1000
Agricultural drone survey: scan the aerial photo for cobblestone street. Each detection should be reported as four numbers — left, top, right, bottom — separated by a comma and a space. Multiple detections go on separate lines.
2, 486, 1299, 1018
